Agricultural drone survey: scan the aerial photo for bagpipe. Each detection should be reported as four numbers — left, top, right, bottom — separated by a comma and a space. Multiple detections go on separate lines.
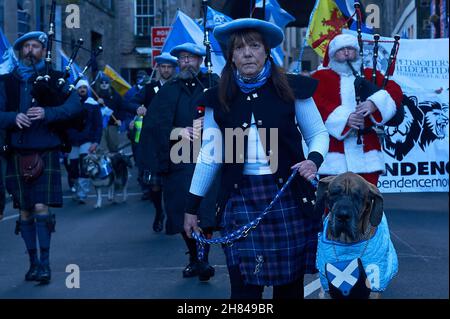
29, 0, 103, 108
348, 2, 405, 145
201, 0, 213, 90
25, 1, 103, 153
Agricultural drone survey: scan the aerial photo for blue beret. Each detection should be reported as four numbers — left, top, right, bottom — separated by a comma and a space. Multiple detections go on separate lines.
154, 52, 178, 66
13, 31, 48, 51
170, 43, 206, 58
214, 18, 284, 49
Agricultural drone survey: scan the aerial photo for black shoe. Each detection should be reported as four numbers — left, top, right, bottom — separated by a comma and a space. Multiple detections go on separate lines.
198, 261, 215, 282
25, 264, 40, 282
141, 193, 151, 201
182, 261, 200, 278
152, 212, 164, 233
36, 264, 51, 284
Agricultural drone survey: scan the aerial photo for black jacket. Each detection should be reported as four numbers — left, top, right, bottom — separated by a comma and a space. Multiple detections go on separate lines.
129, 81, 163, 109
141, 72, 220, 234
0, 69, 83, 151
128, 81, 162, 168
141, 73, 219, 173
67, 97, 103, 146
190, 74, 322, 218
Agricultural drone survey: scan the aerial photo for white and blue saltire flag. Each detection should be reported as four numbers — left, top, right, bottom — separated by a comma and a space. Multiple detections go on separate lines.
161, 10, 226, 75
206, 6, 233, 30
100, 105, 114, 129
0, 27, 17, 75
59, 49, 84, 84
325, 258, 362, 296
334, 0, 374, 34
205, 6, 232, 64
255, 0, 295, 66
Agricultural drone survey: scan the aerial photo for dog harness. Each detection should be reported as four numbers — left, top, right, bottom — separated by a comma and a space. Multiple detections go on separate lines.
316, 214, 398, 292
98, 156, 113, 179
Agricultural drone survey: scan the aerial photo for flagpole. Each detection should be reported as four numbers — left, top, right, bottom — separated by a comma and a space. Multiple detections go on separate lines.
294, 0, 320, 74
262, 0, 266, 20
149, 65, 157, 83
89, 86, 121, 125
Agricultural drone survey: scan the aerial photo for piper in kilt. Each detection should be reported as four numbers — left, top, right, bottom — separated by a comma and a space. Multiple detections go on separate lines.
0, 31, 83, 284
184, 19, 329, 299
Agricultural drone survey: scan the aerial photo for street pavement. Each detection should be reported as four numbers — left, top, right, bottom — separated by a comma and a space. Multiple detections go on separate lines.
0, 164, 448, 299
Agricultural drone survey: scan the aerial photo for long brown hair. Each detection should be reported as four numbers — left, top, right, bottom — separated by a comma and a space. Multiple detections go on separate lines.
218, 30, 295, 112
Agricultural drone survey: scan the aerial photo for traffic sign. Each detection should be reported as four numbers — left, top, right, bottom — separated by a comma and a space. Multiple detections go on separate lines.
151, 27, 171, 48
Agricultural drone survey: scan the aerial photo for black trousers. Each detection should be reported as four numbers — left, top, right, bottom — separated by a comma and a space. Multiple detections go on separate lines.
228, 265, 304, 299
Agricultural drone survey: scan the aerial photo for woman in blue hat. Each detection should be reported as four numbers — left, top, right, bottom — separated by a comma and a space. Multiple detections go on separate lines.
184, 18, 329, 299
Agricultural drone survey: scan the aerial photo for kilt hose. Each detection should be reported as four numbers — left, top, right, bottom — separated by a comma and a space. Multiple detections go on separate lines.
5, 150, 63, 212
221, 174, 320, 286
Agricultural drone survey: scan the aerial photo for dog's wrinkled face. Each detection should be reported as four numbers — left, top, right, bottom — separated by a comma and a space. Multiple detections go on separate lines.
315, 172, 384, 243
327, 175, 372, 241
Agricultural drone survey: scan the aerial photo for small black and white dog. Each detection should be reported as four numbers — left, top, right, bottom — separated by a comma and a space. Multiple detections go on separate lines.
82, 152, 133, 208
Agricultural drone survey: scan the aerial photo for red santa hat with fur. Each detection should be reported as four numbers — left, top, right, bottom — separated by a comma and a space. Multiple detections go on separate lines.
322, 33, 360, 67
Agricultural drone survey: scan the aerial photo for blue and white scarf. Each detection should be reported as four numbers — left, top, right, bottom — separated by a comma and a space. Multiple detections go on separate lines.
234, 60, 272, 93
316, 214, 398, 292
16, 60, 45, 81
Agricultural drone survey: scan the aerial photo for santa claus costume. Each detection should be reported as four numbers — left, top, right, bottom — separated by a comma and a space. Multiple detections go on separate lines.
312, 34, 403, 185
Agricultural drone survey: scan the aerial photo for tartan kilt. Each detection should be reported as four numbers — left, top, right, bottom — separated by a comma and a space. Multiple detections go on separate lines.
5, 150, 63, 212
221, 174, 320, 286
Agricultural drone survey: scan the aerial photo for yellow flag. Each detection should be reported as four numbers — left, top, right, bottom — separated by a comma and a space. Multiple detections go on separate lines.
306, 0, 347, 57
103, 64, 132, 96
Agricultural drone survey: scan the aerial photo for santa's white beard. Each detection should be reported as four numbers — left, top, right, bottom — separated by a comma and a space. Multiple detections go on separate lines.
329, 58, 362, 76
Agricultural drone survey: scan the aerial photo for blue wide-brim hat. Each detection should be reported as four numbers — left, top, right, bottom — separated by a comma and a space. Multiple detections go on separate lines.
154, 52, 178, 65
170, 43, 206, 58
214, 18, 284, 49
13, 31, 48, 51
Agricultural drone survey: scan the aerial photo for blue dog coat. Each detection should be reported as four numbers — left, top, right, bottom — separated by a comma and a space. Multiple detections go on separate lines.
316, 214, 398, 292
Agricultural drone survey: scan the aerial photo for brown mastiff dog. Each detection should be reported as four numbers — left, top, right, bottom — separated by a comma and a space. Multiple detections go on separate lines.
314, 172, 398, 299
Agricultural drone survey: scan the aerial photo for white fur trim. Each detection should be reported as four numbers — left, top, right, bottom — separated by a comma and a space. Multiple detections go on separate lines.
318, 152, 348, 175
319, 134, 386, 175
329, 34, 360, 60
325, 75, 357, 140
75, 79, 90, 90
85, 97, 99, 105
368, 90, 397, 125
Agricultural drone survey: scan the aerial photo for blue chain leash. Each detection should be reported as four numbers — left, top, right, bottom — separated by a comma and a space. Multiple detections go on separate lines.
193, 170, 319, 261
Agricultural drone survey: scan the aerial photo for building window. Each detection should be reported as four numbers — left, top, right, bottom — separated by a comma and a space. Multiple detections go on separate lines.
135, 0, 155, 37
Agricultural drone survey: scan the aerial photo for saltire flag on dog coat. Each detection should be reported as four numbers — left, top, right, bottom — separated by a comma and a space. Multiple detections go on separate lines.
325, 258, 371, 299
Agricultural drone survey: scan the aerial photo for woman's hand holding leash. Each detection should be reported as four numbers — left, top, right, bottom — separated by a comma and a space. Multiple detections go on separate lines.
291, 160, 318, 182
88, 143, 98, 154
184, 213, 202, 239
